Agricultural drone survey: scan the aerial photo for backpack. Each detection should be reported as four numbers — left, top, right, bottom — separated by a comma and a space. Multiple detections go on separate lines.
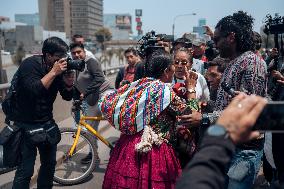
0, 123, 22, 168
2, 70, 20, 122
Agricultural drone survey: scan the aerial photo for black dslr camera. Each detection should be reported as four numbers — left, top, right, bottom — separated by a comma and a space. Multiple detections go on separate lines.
205, 40, 219, 61
263, 13, 284, 35
66, 57, 85, 72
137, 31, 173, 58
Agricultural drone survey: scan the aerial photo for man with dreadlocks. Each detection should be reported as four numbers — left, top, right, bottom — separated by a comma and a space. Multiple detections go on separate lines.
210, 11, 267, 188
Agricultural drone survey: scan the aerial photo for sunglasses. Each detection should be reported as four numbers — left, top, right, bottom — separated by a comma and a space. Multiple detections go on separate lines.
174, 60, 189, 65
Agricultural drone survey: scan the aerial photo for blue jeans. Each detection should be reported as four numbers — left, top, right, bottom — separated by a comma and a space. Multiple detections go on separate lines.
226, 148, 263, 189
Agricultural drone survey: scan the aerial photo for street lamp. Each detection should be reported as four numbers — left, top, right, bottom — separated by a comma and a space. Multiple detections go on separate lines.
172, 13, 197, 39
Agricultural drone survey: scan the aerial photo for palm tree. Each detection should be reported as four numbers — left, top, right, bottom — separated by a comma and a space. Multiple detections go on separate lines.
106, 48, 114, 66
94, 27, 112, 52
115, 48, 125, 65
98, 53, 108, 71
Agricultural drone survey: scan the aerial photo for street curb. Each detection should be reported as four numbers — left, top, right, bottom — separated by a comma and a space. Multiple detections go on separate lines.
30, 119, 112, 187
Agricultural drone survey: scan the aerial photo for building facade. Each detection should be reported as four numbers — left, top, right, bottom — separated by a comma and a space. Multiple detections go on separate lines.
15, 25, 43, 53
193, 18, 207, 38
15, 13, 40, 26
104, 13, 132, 40
38, 0, 103, 41
0, 16, 10, 22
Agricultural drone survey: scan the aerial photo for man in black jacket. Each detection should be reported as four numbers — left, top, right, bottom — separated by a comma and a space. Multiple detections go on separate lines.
12, 37, 74, 189
176, 93, 267, 189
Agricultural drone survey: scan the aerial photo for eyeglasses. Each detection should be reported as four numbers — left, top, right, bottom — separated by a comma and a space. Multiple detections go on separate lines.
174, 60, 189, 65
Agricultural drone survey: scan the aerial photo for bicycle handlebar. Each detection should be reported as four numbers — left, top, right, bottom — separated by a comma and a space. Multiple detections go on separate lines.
72, 99, 83, 112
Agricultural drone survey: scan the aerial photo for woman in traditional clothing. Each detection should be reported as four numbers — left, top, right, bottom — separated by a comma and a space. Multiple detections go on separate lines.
99, 51, 198, 189
171, 48, 204, 168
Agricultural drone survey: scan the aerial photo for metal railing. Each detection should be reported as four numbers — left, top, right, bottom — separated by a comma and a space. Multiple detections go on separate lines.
0, 65, 124, 101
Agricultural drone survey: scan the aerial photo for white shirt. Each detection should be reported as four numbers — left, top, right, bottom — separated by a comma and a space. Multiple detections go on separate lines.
84, 49, 96, 61
172, 72, 210, 102
192, 58, 205, 75
68, 48, 96, 61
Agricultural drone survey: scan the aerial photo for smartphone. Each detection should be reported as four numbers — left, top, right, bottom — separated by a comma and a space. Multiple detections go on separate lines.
253, 101, 284, 132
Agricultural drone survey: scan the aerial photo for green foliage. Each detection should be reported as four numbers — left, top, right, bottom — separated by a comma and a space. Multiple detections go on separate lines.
95, 27, 112, 51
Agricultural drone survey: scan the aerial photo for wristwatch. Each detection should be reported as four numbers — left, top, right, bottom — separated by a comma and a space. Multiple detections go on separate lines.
206, 124, 230, 139
187, 88, 196, 93
201, 113, 210, 127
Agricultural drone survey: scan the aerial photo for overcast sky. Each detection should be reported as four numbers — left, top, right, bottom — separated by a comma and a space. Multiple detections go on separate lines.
1, 0, 284, 37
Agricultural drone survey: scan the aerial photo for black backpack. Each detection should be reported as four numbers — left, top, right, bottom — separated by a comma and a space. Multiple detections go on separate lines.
0, 123, 22, 168
2, 70, 20, 122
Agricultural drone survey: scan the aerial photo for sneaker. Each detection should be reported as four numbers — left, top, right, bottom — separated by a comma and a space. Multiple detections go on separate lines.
81, 152, 92, 164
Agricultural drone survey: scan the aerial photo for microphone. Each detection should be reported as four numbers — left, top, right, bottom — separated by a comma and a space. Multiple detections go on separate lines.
221, 81, 236, 97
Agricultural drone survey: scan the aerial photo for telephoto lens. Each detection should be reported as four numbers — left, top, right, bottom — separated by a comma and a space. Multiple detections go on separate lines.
66, 57, 85, 72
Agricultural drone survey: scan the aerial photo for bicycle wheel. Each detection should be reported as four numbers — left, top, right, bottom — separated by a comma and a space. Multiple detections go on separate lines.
53, 127, 98, 185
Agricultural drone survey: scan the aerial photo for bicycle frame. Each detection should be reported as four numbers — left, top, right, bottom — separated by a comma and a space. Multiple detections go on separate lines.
68, 115, 114, 156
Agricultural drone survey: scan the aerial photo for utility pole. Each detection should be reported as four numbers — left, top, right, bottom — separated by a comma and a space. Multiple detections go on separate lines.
0, 29, 4, 84
0, 29, 4, 100
172, 13, 197, 40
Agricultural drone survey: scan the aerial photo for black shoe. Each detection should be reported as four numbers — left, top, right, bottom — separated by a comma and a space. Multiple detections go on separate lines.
81, 152, 92, 164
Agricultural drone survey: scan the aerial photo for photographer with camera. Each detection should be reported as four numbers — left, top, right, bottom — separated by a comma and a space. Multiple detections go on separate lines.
266, 47, 284, 100
11, 37, 74, 189
262, 14, 284, 187
70, 43, 112, 164
134, 31, 172, 80
205, 40, 219, 62
172, 37, 192, 53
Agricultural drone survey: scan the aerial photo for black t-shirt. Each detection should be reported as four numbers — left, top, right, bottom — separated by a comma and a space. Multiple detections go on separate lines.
14, 55, 73, 123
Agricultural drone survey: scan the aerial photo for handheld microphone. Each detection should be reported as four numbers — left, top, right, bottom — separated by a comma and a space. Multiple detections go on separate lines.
221, 81, 236, 97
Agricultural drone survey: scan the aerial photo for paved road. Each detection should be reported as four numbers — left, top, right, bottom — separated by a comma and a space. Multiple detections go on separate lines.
0, 64, 269, 189
0, 117, 121, 189
0, 72, 118, 189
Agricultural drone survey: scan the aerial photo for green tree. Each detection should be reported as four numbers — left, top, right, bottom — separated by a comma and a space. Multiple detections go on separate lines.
94, 27, 112, 51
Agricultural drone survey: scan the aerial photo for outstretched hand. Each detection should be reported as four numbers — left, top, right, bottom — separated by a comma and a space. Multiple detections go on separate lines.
216, 93, 267, 144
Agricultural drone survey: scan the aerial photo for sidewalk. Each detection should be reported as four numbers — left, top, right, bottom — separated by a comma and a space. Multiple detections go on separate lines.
0, 116, 119, 189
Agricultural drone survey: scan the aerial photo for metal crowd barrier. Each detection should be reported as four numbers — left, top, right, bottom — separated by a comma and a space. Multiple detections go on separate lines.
0, 65, 124, 101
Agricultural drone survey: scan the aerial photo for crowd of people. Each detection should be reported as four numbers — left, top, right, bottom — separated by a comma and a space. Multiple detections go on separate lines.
108, 10, 284, 189
4, 10, 284, 189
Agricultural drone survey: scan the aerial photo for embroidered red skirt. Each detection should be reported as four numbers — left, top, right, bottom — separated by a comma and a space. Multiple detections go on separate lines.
103, 132, 182, 189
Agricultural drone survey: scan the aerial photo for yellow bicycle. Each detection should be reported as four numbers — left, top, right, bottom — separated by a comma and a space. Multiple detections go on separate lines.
53, 99, 114, 185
